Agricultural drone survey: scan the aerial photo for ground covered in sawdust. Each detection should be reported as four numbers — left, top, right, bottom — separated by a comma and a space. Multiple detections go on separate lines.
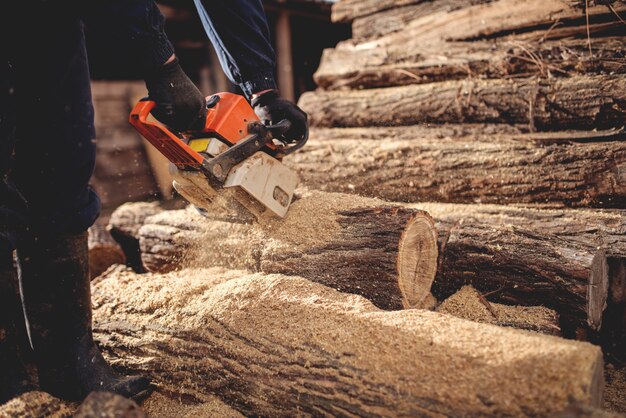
141, 392, 243, 418
605, 364, 626, 413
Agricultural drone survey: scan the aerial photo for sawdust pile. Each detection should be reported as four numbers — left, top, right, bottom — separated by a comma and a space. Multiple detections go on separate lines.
438, 285, 561, 334
142, 392, 243, 418
93, 266, 603, 417
604, 364, 626, 413
0, 392, 73, 418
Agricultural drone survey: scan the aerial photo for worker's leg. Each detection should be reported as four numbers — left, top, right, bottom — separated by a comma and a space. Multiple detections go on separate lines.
11, 12, 150, 401
0, 59, 35, 404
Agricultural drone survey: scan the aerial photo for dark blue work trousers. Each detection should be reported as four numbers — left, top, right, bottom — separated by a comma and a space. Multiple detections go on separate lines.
0, 14, 99, 256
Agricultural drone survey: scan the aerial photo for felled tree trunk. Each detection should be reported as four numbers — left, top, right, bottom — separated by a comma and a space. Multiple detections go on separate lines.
315, 37, 626, 90
138, 190, 439, 310
92, 267, 604, 417
88, 224, 126, 279
287, 127, 626, 207
298, 75, 626, 130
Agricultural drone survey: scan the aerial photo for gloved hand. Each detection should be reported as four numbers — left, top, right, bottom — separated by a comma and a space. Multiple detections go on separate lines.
251, 89, 308, 143
144, 57, 207, 131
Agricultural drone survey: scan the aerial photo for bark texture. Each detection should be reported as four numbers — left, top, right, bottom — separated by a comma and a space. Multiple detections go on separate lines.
287, 127, 626, 207
138, 190, 439, 310
92, 266, 604, 417
298, 75, 626, 130
88, 224, 126, 279
315, 37, 626, 90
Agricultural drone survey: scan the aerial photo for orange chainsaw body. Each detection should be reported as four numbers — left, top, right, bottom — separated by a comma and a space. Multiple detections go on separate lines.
129, 92, 265, 170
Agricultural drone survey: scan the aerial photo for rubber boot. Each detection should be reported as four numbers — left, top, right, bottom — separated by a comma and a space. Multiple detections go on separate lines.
0, 253, 35, 404
16, 232, 151, 402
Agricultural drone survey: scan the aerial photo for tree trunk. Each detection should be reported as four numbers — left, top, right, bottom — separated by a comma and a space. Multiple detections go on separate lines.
315, 37, 626, 90
412, 202, 625, 330
287, 127, 626, 208
108, 201, 164, 272
298, 75, 626, 130
437, 285, 561, 335
138, 190, 439, 310
92, 266, 604, 417
88, 224, 126, 279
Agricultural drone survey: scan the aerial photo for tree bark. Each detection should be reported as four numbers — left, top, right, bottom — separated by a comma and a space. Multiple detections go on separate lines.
315, 37, 626, 90
412, 202, 626, 330
298, 75, 626, 130
88, 224, 126, 279
287, 127, 626, 208
137, 191, 439, 310
92, 266, 604, 417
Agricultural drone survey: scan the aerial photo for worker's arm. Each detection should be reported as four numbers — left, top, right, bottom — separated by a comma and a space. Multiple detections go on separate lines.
82, 1, 207, 130
193, 0, 308, 142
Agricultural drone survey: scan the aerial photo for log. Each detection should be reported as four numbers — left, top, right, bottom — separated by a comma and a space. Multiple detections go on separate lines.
108, 201, 164, 272
0, 391, 72, 418
288, 127, 626, 207
92, 266, 604, 417
135, 189, 621, 329
315, 37, 626, 90
88, 224, 126, 279
138, 190, 439, 310
74, 392, 144, 418
298, 75, 626, 130
437, 285, 561, 335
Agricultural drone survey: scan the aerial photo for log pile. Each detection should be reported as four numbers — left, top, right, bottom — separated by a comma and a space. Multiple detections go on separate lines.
78, 0, 626, 415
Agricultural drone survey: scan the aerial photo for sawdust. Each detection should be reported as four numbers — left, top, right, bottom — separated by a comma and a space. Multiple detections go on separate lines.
141, 392, 243, 418
0, 392, 73, 418
605, 363, 626, 413
438, 285, 561, 334
93, 266, 603, 417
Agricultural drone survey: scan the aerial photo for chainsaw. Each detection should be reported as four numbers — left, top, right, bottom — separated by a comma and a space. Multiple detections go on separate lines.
129, 93, 306, 221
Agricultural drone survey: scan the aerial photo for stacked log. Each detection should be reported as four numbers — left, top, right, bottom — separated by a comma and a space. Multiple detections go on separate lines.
110, 190, 624, 330
92, 266, 604, 417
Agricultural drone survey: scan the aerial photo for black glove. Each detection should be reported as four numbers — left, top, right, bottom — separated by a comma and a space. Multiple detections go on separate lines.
251, 89, 308, 143
144, 57, 207, 131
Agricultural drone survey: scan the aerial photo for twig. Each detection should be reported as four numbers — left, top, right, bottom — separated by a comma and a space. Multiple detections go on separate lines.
477, 292, 498, 319
606, 1, 626, 25
482, 286, 507, 298
586, 0, 593, 56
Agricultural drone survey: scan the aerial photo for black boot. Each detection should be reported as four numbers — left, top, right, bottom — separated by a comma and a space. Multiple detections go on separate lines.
0, 252, 35, 404
16, 232, 151, 402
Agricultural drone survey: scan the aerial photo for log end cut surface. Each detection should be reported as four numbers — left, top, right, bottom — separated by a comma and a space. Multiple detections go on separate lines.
397, 212, 438, 308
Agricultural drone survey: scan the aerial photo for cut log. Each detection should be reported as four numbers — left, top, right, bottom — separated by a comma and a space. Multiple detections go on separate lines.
74, 392, 144, 418
108, 201, 164, 272
88, 224, 126, 279
315, 37, 626, 90
332, 0, 423, 22
138, 190, 439, 310
92, 266, 604, 417
438, 285, 561, 335
134, 189, 621, 329
0, 391, 72, 418
288, 127, 626, 207
298, 75, 626, 130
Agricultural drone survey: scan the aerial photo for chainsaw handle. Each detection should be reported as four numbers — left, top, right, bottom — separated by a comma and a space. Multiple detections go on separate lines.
266, 119, 309, 156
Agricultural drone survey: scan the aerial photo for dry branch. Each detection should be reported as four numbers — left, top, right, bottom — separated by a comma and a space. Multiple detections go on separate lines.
93, 266, 604, 417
